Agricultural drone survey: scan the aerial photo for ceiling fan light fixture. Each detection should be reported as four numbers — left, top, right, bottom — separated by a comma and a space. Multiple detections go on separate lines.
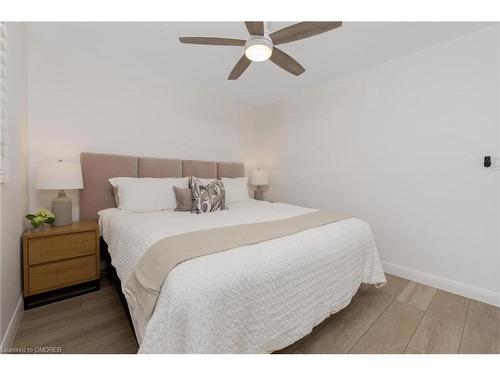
179, 22, 343, 79
245, 36, 273, 62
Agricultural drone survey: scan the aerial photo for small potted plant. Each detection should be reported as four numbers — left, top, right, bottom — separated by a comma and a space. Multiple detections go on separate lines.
25, 209, 56, 232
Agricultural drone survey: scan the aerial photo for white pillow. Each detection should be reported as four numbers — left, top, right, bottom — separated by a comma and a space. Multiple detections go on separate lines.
221, 177, 250, 204
108, 177, 188, 212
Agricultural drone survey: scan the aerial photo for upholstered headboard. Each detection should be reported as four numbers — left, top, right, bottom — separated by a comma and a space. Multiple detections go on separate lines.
79, 152, 245, 220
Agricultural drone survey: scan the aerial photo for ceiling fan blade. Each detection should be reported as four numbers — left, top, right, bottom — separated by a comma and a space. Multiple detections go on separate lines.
179, 37, 246, 46
244, 21, 264, 36
269, 47, 305, 76
228, 55, 251, 80
270, 22, 342, 45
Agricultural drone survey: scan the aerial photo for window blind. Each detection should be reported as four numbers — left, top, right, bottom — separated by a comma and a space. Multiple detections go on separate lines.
0, 22, 7, 182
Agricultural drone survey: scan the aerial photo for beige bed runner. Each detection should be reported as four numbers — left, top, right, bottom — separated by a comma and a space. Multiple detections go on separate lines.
124, 210, 348, 341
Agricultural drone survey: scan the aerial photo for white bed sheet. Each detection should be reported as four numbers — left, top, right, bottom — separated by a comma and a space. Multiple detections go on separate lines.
99, 200, 386, 353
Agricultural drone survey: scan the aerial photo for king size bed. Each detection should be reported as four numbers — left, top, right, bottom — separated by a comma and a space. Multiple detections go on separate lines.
80, 152, 386, 354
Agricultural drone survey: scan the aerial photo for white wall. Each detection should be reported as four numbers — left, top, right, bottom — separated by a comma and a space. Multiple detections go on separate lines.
0, 23, 29, 347
28, 42, 260, 219
256, 25, 500, 305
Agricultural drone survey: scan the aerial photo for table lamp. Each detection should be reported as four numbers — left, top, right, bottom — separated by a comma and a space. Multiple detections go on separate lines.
249, 169, 269, 201
36, 160, 84, 226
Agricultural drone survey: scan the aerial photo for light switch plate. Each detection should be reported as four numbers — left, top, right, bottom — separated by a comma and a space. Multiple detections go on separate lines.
493, 157, 500, 169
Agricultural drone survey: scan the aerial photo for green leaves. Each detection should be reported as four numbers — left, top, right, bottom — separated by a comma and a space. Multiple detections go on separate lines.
26, 211, 56, 227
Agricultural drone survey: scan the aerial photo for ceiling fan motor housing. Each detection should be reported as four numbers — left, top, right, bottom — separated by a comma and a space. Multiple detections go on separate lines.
245, 35, 273, 61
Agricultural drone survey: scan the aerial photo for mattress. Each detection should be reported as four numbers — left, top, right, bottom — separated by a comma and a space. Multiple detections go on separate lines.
99, 199, 386, 353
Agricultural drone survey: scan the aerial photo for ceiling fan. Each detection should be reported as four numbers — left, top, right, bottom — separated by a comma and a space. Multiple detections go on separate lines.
179, 21, 342, 80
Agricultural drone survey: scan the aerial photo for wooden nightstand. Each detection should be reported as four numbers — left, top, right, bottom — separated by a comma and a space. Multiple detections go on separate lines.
23, 221, 100, 309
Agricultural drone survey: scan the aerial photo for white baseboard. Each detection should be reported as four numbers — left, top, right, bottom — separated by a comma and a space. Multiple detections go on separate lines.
382, 261, 500, 308
0, 296, 23, 352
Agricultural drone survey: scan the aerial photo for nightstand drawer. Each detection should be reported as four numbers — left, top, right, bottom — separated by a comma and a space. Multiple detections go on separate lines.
28, 255, 98, 294
28, 231, 96, 265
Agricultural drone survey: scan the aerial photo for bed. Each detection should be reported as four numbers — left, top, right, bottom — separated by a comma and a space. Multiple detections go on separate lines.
80, 152, 386, 353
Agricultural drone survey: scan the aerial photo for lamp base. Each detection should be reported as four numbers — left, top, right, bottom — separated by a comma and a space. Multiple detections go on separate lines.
254, 186, 264, 201
51, 190, 73, 226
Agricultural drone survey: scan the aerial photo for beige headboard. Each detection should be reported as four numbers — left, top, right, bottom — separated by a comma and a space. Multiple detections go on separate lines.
79, 152, 245, 221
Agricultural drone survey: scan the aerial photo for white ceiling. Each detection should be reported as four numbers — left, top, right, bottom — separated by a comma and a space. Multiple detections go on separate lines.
26, 22, 493, 106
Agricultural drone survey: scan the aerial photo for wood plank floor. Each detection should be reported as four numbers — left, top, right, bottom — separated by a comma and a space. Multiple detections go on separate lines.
12, 272, 500, 354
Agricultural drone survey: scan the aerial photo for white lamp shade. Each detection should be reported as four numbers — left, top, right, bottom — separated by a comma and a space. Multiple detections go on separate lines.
249, 169, 269, 186
36, 161, 84, 190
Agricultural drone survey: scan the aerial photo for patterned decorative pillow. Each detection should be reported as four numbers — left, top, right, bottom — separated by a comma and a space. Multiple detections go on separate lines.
190, 177, 227, 214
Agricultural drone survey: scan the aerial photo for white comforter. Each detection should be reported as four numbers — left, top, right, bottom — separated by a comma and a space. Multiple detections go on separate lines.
99, 200, 386, 353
